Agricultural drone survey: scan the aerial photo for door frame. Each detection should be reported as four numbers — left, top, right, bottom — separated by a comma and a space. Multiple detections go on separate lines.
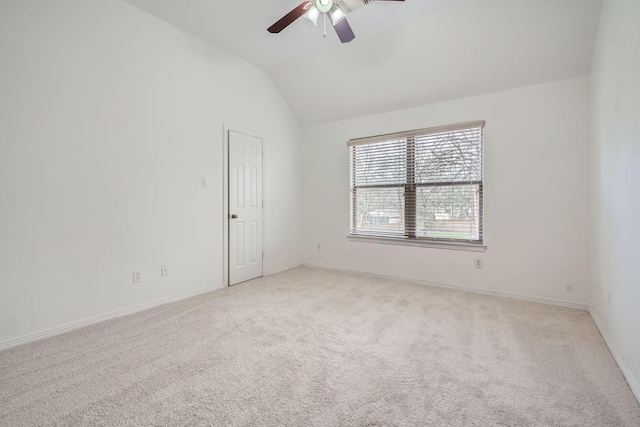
222, 124, 266, 287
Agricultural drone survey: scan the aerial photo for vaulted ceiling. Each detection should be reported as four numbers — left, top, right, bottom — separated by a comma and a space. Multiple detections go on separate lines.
124, 0, 603, 125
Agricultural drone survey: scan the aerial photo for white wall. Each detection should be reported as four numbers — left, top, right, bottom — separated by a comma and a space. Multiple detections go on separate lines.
301, 77, 591, 306
0, 0, 301, 345
589, 0, 640, 399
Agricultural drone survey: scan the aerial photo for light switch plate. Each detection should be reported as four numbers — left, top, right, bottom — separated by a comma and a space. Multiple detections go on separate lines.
133, 269, 142, 283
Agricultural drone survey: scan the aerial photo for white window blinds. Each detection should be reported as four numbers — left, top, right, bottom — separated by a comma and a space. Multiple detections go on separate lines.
349, 120, 485, 244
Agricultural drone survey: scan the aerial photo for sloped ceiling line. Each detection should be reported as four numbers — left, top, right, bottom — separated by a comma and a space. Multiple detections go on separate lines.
125, 0, 602, 125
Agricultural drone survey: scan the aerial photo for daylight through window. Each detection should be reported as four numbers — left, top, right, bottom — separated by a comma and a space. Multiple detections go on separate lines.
349, 121, 485, 245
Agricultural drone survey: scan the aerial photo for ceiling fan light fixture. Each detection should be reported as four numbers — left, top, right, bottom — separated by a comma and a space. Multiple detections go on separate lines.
315, 0, 333, 13
303, 5, 320, 25
267, 0, 404, 43
329, 5, 346, 24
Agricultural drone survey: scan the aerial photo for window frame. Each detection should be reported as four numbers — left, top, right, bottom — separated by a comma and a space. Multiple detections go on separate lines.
348, 121, 487, 252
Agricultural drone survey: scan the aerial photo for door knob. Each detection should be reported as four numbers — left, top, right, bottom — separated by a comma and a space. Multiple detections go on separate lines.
231, 214, 238, 219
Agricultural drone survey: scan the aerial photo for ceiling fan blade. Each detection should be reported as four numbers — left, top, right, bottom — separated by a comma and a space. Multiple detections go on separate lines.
268, 2, 312, 33
330, 15, 355, 43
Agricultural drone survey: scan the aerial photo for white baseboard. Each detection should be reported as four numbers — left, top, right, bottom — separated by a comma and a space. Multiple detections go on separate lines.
264, 263, 303, 277
0, 282, 225, 352
589, 308, 640, 404
302, 263, 588, 311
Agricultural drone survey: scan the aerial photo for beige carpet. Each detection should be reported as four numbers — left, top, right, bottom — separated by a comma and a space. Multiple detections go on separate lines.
1, 267, 639, 426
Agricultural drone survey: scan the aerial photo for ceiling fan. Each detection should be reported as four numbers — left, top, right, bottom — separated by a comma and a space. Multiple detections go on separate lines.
268, 0, 404, 43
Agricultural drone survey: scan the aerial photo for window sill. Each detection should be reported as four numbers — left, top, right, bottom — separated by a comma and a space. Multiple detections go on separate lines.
347, 235, 487, 252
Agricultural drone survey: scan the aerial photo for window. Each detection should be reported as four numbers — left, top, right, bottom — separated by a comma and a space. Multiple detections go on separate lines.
348, 120, 485, 247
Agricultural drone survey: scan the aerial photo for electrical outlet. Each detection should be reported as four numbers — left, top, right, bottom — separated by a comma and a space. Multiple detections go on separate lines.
201, 176, 209, 187
608, 291, 612, 307
316, 243, 322, 251
474, 258, 483, 269
133, 269, 142, 283
161, 265, 168, 277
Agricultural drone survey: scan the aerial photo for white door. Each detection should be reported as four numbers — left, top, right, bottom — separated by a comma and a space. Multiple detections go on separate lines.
228, 131, 263, 285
